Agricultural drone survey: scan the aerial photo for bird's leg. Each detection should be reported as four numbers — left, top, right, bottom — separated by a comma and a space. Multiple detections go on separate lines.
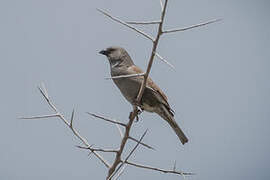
135, 107, 144, 122
131, 100, 144, 122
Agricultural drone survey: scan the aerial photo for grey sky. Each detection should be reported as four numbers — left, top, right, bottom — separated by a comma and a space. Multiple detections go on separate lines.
0, 0, 269, 179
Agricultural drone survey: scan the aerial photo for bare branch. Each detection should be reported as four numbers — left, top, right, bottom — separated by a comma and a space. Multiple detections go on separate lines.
115, 124, 124, 137
126, 20, 161, 25
38, 86, 49, 102
125, 161, 194, 176
105, 73, 145, 80
97, 9, 155, 42
154, 52, 175, 69
114, 164, 127, 180
135, 0, 169, 103
128, 136, 155, 150
33, 85, 110, 168
160, 0, 163, 11
40, 82, 49, 99
19, 114, 59, 120
107, 105, 137, 179
109, 130, 148, 179
76, 145, 118, 153
87, 112, 153, 150
124, 130, 148, 161
87, 112, 127, 127
163, 18, 222, 34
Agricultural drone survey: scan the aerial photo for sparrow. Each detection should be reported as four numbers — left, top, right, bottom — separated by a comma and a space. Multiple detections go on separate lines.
99, 46, 188, 145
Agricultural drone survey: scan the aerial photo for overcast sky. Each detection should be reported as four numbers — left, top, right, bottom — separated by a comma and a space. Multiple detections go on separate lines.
1, 0, 269, 179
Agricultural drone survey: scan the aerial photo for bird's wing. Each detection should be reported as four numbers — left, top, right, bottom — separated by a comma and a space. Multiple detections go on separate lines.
127, 65, 169, 106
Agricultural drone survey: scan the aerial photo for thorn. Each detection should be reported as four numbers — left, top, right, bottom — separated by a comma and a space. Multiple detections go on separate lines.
70, 109, 75, 128
173, 160, 177, 171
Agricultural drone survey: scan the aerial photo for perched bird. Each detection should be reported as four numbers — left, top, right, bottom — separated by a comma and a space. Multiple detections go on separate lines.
99, 46, 188, 145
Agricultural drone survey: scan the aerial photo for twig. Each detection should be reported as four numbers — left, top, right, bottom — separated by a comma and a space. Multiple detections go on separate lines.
70, 109, 75, 128
126, 20, 161, 25
107, 105, 138, 179
88, 112, 153, 150
128, 136, 155, 150
97, 9, 155, 42
116, 124, 124, 137
173, 160, 177, 171
154, 52, 175, 69
125, 161, 194, 176
76, 145, 118, 153
163, 18, 222, 34
160, 0, 163, 11
109, 130, 148, 179
114, 164, 128, 180
19, 114, 59, 120
105, 73, 145, 80
124, 130, 148, 162
87, 112, 127, 127
23, 84, 110, 168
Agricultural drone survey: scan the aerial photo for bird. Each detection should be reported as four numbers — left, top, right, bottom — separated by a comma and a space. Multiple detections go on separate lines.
99, 46, 188, 145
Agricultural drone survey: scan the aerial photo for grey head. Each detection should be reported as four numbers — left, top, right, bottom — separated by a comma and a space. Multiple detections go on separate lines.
99, 46, 134, 68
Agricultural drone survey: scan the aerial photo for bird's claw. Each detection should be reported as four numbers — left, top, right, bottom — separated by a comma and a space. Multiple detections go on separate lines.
135, 107, 144, 122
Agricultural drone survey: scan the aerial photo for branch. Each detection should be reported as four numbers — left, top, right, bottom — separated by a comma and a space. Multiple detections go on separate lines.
88, 112, 154, 150
19, 114, 59, 120
97, 9, 154, 42
126, 20, 161, 25
114, 164, 127, 180
154, 52, 175, 69
135, 0, 169, 103
115, 123, 124, 138
128, 136, 155, 150
76, 145, 118, 153
87, 112, 127, 127
107, 106, 138, 179
163, 18, 222, 34
105, 73, 145, 80
125, 161, 194, 176
109, 130, 148, 179
23, 84, 110, 168
159, 0, 163, 11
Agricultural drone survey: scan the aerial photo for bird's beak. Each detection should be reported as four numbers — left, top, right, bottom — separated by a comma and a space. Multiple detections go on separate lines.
99, 49, 108, 56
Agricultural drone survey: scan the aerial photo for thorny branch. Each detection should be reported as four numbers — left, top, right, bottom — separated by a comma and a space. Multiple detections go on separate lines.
98, 0, 219, 178
20, 85, 110, 168
125, 161, 195, 176
23, 0, 220, 179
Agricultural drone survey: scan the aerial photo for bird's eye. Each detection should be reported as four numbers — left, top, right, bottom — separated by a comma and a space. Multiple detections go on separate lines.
107, 48, 116, 53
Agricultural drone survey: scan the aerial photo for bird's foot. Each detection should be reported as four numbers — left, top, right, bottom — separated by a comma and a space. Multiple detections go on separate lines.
135, 107, 144, 122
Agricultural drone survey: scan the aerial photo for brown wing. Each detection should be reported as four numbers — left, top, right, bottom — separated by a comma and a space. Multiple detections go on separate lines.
127, 65, 169, 105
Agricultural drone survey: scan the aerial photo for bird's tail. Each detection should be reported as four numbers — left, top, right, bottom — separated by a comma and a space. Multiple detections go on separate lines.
157, 105, 188, 145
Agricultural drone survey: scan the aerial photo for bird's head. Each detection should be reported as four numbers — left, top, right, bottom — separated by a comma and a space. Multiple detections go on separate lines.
99, 46, 134, 67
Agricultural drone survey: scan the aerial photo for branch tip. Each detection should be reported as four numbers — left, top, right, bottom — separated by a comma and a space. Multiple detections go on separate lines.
97, 8, 154, 42
163, 18, 222, 34
87, 112, 127, 127
154, 52, 175, 70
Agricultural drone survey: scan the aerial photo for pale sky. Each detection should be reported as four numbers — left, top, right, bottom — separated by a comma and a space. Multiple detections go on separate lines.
1, 0, 269, 179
